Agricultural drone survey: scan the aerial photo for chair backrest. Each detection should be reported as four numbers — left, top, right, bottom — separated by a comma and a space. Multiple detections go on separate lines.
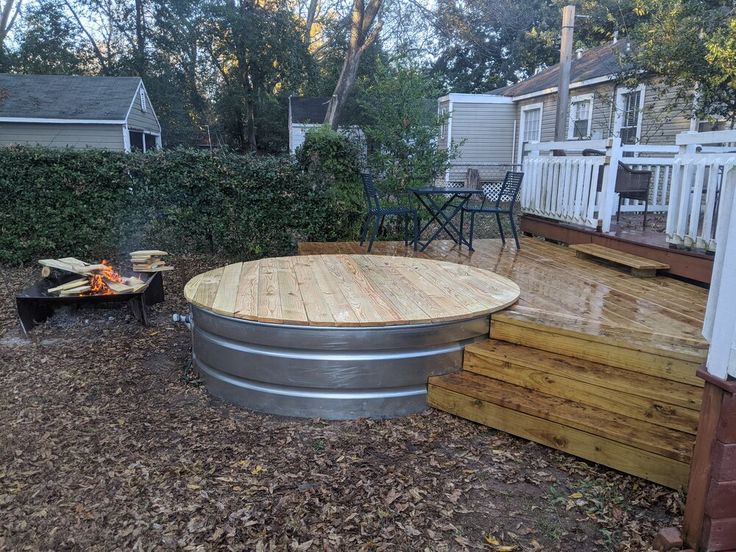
495, 171, 524, 208
615, 162, 651, 194
361, 172, 381, 211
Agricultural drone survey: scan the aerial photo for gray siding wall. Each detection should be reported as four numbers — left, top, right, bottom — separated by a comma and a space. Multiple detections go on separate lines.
639, 81, 692, 144
0, 122, 125, 150
127, 85, 161, 133
515, 78, 693, 146
447, 101, 516, 180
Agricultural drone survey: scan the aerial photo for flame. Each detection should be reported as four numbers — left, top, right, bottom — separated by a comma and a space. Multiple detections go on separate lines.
88, 260, 125, 295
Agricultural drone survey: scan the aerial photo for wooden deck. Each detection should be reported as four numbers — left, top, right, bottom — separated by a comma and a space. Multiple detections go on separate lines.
184, 255, 519, 326
299, 238, 709, 345
299, 238, 709, 488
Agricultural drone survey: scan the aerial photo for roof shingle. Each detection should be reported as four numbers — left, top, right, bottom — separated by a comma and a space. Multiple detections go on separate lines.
0, 74, 143, 121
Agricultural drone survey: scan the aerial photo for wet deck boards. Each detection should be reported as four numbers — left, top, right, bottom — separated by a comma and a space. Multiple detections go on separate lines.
184, 254, 520, 326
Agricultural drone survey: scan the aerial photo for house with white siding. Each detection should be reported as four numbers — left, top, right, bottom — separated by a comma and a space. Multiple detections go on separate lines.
0, 74, 161, 152
438, 39, 707, 182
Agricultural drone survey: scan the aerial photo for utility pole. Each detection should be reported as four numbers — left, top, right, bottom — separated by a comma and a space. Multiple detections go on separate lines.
554, 5, 576, 141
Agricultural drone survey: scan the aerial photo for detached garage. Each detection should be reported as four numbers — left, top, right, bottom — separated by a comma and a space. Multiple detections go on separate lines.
0, 74, 162, 152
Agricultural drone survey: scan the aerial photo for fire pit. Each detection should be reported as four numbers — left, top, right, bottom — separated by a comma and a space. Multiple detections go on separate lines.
16, 255, 166, 333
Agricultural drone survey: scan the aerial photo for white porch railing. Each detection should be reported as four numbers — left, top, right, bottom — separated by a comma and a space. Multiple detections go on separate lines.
666, 130, 736, 252
521, 139, 619, 232
696, 130, 736, 379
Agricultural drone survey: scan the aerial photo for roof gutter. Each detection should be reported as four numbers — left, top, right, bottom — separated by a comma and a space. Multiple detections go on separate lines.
0, 117, 127, 125
508, 74, 617, 102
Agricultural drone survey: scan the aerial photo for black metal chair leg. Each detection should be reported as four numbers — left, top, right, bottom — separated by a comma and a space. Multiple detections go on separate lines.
359, 213, 371, 245
643, 198, 648, 230
367, 215, 380, 252
509, 212, 520, 249
413, 212, 419, 251
404, 214, 409, 246
495, 212, 505, 244
468, 212, 475, 251
617, 196, 622, 222
459, 209, 465, 249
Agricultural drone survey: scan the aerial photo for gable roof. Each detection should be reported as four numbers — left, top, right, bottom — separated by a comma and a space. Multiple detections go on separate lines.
289, 96, 330, 124
494, 40, 632, 99
0, 74, 144, 122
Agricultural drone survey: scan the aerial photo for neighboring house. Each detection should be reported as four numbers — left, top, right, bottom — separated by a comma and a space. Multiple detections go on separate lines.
288, 96, 365, 154
438, 40, 700, 180
0, 74, 162, 152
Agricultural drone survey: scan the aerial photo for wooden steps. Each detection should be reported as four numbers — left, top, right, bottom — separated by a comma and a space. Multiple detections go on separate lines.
428, 310, 706, 489
429, 372, 692, 489
570, 243, 670, 277
491, 310, 706, 387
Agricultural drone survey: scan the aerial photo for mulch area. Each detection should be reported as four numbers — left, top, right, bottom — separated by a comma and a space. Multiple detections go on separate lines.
0, 256, 683, 551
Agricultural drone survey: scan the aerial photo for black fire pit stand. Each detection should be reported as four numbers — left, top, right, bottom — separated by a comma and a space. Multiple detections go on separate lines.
16, 271, 164, 334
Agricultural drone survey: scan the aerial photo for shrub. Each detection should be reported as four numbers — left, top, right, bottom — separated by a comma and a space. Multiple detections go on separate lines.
0, 146, 359, 264
295, 125, 364, 241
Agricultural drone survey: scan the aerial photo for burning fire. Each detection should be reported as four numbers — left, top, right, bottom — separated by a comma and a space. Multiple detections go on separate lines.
89, 260, 126, 295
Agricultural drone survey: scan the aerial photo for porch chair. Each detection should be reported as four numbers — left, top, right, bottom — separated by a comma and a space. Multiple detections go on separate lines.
359, 172, 419, 253
582, 149, 653, 229
460, 171, 524, 250
615, 162, 652, 229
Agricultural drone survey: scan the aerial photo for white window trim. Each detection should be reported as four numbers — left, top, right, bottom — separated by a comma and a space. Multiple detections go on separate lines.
567, 93, 594, 139
518, 102, 543, 164
614, 84, 646, 143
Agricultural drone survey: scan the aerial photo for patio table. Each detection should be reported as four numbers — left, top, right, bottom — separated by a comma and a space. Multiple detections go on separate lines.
410, 187, 484, 251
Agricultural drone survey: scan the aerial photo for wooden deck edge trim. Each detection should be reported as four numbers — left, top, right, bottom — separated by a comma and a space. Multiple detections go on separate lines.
519, 215, 714, 284
697, 366, 736, 393
492, 312, 707, 366
429, 374, 694, 463
428, 385, 690, 489
463, 346, 702, 430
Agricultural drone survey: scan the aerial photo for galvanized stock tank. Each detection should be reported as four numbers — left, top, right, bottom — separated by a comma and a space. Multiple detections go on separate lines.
183, 255, 520, 419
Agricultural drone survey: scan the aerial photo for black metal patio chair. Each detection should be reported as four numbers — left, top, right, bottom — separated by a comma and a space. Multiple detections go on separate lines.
359, 172, 419, 252
459, 171, 524, 250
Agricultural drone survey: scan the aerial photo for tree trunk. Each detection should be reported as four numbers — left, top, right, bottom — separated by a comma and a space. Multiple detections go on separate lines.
135, 0, 146, 76
0, 0, 20, 51
304, 0, 318, 47
324, 0, 383, 129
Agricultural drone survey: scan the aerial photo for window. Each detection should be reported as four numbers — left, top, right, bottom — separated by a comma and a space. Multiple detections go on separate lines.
438, 106, 448, 139
615, 86, 645, 144
140, 88, 147, 112
568, 94, 593, 139
518, 103, 543, 162
128, 130, 159, 152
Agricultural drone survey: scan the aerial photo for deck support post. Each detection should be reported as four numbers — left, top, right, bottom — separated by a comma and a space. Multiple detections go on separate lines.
598, 138, 622, 233
681, 368, 736, 551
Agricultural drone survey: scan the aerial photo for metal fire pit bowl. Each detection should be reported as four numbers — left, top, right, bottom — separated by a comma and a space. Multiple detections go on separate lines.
16, 271, 164, 333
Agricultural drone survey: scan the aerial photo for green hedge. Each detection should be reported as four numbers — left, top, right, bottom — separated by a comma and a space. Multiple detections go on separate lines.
0, 142, 363, 264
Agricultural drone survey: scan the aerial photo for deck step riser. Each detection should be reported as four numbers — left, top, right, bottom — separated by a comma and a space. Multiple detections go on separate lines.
490, 319, 703, 388
463, 346, 701, 434
428, 384, 691, 489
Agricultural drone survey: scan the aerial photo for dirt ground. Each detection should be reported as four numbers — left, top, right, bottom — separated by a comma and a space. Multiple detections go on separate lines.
0, 257, 683, 551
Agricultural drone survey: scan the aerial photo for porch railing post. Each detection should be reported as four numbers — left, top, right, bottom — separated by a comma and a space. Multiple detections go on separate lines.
599, 137, 622, 233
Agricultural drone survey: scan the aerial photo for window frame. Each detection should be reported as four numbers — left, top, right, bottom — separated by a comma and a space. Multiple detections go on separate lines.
567, 93, 594, 140
518, 102, 544, 163
614, 84, 646, 144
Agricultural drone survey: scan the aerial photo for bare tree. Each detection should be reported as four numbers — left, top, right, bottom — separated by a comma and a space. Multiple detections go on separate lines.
324, 0, 382, 129
0, 0, 22, 53
303, 0, 318, 47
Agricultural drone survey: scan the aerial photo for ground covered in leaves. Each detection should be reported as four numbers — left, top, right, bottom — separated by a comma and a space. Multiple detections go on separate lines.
0, 257, 683, 551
